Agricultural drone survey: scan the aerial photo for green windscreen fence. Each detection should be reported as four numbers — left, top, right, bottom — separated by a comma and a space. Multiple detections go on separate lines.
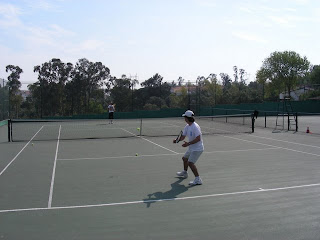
199, 100, 320, 116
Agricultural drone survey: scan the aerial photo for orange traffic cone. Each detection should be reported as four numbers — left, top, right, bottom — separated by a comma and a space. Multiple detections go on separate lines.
306, 127, 311, 133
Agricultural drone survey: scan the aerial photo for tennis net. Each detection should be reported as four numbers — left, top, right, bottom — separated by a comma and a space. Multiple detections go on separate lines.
8, 114, 254, 142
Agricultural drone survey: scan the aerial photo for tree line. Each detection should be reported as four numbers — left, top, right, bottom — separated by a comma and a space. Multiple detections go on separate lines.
1, 50, 319, 119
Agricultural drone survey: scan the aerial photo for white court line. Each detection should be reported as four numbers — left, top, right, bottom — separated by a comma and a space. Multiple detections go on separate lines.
0, 126, 44, 177
57, 147, 280, 161
1, 182, 320, 214
140, 138, 178, 154
121, 128, 178, 154
248, 135, 320, 149
48, 125, 61, 208
58, 153, 179, 161
203, 147, 281, 154
223, 135, 320, 158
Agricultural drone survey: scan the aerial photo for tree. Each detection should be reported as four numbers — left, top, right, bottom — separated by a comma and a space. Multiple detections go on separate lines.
202, 74, 221, 106
238, 68, 247, 103
33, 58, 73, 117
257, 51, 310, 98
247, 81, 263, 103
6, 65, 23, 118
140, 73, 170, 109
141, 73, 163, 88
299, 65, 320, 100
195, 76, 205, 112
177, 76, 184, 86
109, 75, 132, 112
309, 65, 320, 85
69, 58, 110, 114
233, 66, 238, 83
129, 76, 139, 111
256, 68, 269, 101
169, 86, 189, 109
219, 73, 232, 103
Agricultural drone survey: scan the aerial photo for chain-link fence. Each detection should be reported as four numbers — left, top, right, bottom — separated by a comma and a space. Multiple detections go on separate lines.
0, 79, 9, 121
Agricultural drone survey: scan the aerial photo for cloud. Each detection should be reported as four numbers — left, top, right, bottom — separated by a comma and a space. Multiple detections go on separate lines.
293, 0, 309, 5
269, 16, 290, 25
259, 6, 280, 12
268, 15, 297, 28
284, 8, 297, 12
193, 0, 217, 8
0, 3, 22, 27
23, 0, 62, 12
239, 7, 253, 14
22, 24, 75, 48
232, 32, 267, 44
77, 39, 106, 51
313, 8, 320, 22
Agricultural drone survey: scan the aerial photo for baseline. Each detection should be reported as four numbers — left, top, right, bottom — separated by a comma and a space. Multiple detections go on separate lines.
1, 182, 320, 214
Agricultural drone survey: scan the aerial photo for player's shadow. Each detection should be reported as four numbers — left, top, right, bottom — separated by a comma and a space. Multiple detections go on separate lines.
143, 178, 193, 208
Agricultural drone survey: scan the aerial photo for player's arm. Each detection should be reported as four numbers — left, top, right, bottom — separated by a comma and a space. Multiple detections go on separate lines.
182, 135, 201, 147
173, 135, 186, 143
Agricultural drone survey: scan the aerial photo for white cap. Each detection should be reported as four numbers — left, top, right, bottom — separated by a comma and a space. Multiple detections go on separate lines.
182, 110, 194, 117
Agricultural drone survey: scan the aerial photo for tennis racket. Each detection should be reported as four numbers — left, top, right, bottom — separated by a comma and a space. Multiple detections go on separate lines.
175, 130, 183, 143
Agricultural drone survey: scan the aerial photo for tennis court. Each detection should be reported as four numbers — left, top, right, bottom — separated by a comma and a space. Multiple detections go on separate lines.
1, 116, 320, 239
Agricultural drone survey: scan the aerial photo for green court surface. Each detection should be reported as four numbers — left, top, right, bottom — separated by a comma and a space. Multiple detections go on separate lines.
1, 118, 320, 239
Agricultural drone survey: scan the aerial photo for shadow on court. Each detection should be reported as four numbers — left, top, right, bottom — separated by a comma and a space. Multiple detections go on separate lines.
143, 178, 195, 208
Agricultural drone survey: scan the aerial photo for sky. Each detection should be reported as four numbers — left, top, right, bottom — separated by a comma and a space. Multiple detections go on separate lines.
0, 0, 320, 89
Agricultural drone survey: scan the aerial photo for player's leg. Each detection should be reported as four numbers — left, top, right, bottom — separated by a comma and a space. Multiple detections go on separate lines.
188, 151, 203, 185
176, 151, 190, 178
110, 112, 114, 124
182, 156, 189, 171
188, 162, 199, 177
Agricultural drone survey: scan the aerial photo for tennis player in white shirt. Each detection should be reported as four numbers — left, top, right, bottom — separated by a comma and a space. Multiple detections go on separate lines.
173, 110, 204, 185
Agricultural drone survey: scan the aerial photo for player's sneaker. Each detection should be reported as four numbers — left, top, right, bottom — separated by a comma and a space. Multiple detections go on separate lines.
189, 177, 203, 185
176, 171, 188, 178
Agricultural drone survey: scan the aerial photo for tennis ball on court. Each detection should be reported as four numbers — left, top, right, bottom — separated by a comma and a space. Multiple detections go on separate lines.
32, 143, 34, 146
137, 127, 140, 131
135, 153, 138, 156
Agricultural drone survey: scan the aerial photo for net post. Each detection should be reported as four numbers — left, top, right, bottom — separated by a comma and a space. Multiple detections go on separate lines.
264, 112, 266, 128
295, 112, 298, 132
251, 114, 255, 133
7, 119, 11, 142
139, 119, 142, 136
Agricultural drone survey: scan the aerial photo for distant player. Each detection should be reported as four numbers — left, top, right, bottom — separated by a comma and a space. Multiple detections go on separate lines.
173, 110, 204, 185
108, 102, 115, 124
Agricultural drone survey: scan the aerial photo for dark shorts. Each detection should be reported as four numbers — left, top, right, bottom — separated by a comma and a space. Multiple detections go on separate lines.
109, 112, 114, 119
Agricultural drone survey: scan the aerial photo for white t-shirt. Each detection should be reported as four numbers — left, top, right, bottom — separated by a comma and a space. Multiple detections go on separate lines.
108, 105, 115, 112
183, 122, 204, 151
